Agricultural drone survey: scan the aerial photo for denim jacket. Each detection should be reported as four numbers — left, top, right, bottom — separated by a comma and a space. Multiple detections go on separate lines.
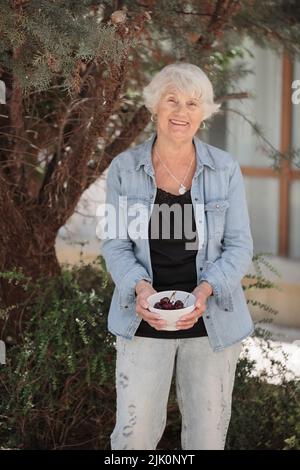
100, 132, 254, 351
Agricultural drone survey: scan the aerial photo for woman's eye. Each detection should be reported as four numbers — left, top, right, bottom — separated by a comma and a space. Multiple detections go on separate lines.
167, 99, 198, 106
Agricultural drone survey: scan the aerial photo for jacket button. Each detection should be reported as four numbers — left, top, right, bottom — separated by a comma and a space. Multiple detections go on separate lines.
124, 305, 128, 308
225, 308, 229, 311
195, 197, 198, 201
206, 315, 210, 319
216, 204, 220, 209
200, 267, 203, 271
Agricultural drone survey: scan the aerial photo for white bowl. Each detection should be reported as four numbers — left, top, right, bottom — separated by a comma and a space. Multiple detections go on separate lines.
147, 290, 196, 331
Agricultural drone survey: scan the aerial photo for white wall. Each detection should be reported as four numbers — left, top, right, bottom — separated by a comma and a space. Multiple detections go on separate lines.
226, 38, 283, 257
290, 59, 300, 259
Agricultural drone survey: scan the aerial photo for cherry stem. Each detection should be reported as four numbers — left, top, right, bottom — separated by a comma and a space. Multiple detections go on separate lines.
183, 294, 190, 306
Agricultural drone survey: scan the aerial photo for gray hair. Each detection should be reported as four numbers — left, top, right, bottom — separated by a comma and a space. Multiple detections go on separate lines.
142, 62, 221, 120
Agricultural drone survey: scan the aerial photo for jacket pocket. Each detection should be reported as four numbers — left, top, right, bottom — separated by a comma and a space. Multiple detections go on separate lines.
204, 199, 230, 239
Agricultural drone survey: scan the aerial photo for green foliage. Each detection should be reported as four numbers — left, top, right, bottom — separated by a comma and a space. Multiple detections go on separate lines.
0, 0, 132, 93
226, 358, 300, 450
234, 0, 300, 57
243, 252, 282, 326
0, 256, 116, 449
0, 267, 31, 322
228, 252, 300, 449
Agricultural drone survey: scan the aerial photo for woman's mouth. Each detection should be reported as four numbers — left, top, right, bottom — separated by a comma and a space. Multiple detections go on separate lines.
169, 119, 189, 127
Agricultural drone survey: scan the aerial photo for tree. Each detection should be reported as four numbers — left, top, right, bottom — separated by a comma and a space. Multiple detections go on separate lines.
1, 0, 300, 338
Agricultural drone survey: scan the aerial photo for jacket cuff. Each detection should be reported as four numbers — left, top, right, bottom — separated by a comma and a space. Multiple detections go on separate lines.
200, 261, 234, 312
118, 266, 152, 308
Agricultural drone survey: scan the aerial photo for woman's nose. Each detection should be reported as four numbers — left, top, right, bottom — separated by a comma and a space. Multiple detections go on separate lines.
174, 101, 189, 112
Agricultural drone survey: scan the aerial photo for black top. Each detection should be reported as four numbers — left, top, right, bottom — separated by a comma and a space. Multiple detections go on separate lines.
134, 187, 208, 339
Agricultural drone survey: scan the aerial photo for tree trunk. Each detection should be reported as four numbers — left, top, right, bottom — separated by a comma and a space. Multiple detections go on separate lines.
0, 223, 61, 343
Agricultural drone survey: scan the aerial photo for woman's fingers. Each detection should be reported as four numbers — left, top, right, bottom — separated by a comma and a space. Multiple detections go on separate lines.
136, 304, 167, 329
176, 306, 205, 329
178, 305, 205, 321
149, 320, 167, 330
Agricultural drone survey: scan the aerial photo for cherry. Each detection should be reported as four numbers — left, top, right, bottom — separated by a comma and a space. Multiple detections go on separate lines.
160, 297, 170, 305
174, 300, 184, 309
153, 295, 186, 310
154, 302, 162, 309
164, 303, 173, 310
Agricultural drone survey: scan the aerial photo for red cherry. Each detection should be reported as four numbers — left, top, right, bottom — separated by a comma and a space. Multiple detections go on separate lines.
174, 300, 184, 309
164, 303, 174, 310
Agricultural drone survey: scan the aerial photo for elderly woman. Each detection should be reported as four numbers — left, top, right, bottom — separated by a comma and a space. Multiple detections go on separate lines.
101, 62, 254, 450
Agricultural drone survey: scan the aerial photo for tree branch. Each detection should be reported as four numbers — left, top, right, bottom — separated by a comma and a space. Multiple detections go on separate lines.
197, 0, 242, 48
85, 104, 151, 189
36, 65, 120, 228
216, 91, 252, 103
0, 170, 27, 256
37, 11, 150, 230
226, 106, 287, 160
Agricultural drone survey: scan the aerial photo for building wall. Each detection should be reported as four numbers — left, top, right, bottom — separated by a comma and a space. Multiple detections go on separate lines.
224, 39, 300, 326
291, 59, 300, 259
225, 38, 282, 256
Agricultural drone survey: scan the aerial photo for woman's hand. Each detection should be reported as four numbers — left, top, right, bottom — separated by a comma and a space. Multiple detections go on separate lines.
175, 282, 213, 330
135, 280, 167, 330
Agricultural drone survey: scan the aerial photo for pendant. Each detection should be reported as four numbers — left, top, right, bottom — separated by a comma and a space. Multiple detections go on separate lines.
178, 184, 186, 195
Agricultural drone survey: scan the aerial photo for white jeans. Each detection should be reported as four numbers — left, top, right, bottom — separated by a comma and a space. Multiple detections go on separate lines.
111, 336, 242, 450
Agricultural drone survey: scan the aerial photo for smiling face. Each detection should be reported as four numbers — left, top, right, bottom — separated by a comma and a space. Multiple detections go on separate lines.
154, 86, 204, 141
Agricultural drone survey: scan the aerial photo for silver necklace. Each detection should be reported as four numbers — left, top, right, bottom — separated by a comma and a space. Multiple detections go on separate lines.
154, 146, 195, 195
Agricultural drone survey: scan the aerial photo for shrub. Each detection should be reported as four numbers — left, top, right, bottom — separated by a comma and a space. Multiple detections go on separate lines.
0, 256, 116, 449
227, 356, 300, 449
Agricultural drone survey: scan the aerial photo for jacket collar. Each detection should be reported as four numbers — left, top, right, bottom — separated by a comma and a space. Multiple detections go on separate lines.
135, 132, 216, 177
